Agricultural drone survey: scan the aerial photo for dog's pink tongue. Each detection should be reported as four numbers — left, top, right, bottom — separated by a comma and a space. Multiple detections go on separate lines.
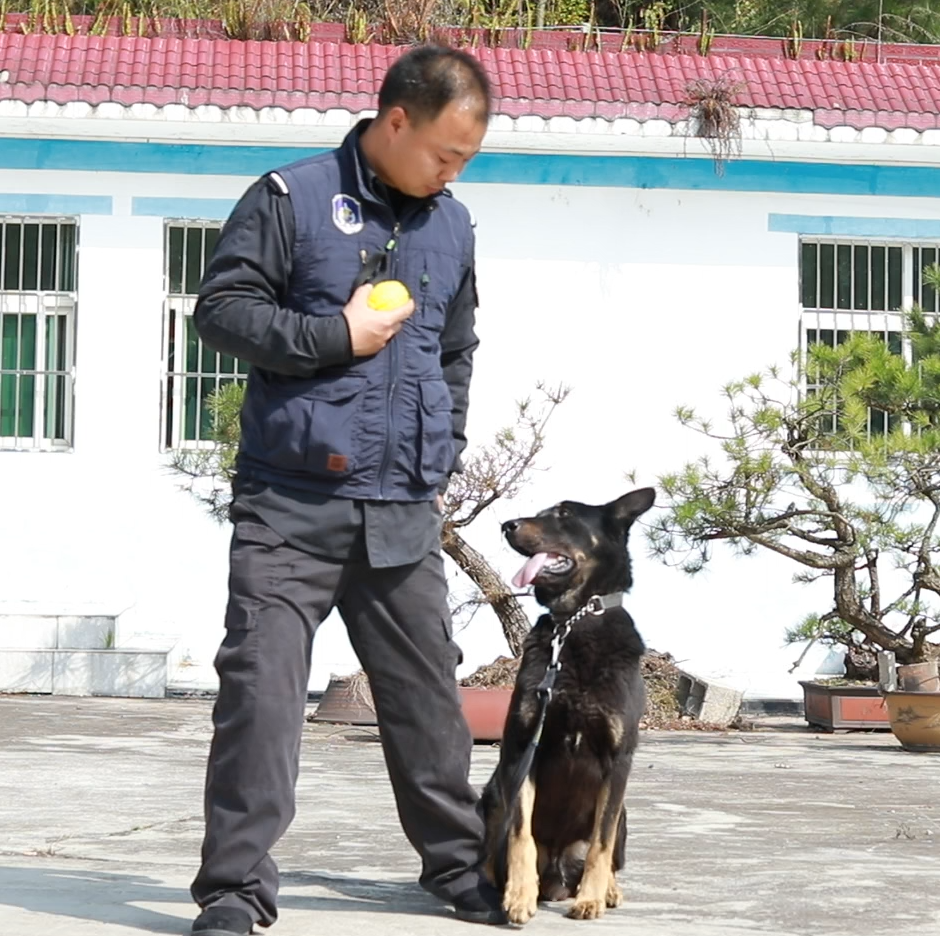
512, 552, 550, 589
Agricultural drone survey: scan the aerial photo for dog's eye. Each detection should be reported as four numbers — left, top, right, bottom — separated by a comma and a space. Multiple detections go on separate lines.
556, 505, 570, 519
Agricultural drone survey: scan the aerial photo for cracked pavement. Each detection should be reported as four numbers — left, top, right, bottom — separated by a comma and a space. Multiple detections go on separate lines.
0, 695, 938, 935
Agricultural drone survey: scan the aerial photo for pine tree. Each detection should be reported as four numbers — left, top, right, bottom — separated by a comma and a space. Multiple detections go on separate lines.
650, 265, 940, 672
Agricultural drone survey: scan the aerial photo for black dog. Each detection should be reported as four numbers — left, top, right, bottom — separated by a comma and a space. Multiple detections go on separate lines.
478, 487, 655, 924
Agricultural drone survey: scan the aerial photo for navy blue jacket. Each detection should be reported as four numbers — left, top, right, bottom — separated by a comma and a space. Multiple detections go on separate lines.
194, 122, 480, 502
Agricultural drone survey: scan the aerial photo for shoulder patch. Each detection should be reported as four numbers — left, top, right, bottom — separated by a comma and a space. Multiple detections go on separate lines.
267, 172, 289, 195
331, 193, 364, 235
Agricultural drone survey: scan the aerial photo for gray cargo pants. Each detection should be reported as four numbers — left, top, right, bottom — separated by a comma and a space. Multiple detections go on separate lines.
190, 514, 485, 927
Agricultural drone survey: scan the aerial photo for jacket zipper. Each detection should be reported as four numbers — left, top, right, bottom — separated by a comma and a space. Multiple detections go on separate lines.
377, 221, 401, 499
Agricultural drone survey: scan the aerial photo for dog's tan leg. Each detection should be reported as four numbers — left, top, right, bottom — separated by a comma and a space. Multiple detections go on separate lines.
503, 777, 539, 925
605, 870, 624, 908
568, 782, 618, 920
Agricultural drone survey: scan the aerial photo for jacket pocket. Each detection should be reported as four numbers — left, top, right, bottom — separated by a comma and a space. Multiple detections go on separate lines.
304, 375, 369, 478
417, 379, 455, 487
417, 260, 446, 332
259, 374, 367, 478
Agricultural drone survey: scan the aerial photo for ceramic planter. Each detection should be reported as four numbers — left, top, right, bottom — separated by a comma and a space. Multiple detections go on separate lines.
799, 681, 889, 731
882, 690, 940, 752
313, 675, 513, 743
896, 662, 940, 692
458, 687, 512, 743
313, 675, 377, 726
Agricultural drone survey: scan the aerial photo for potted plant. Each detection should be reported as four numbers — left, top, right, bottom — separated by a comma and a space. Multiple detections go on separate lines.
786, 618, 889, 731
878, 649, 940, 752
880, 687, 940, 752
440, 382, 569, 741
171, 378, 571, 742
171, 377, 727, 740
648, 268, 940, 746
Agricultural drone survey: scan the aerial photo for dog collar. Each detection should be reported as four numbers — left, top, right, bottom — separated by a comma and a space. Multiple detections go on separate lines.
584, 592, 624, 615
551, 592, 624, 629
544, 590, 626, 677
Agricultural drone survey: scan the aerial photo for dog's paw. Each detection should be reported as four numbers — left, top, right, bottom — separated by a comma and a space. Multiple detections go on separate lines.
605, 877, 624, 909
503, 882, 538, 925
567, 898, 606, 920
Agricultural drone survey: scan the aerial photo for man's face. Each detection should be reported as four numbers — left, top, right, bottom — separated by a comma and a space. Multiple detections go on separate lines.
383, 99, 487, 197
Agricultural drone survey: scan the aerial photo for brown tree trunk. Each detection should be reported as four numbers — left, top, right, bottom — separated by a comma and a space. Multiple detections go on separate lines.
442, 526, 530, 657
843, 646, 878, 681
832, 564, 933, 664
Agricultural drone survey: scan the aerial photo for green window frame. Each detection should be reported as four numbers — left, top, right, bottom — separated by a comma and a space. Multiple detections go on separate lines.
162, 220, 248, 450
0, 217, 78, 451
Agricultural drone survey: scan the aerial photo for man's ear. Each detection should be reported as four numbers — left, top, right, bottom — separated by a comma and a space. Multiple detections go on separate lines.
606, 487, 656, 529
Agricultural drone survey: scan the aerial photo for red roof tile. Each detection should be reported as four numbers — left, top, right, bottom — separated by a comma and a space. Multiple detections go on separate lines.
2, 31, 940, 129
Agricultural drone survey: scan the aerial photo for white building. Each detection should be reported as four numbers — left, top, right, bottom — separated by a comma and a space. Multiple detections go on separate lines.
2, 30, 940, 701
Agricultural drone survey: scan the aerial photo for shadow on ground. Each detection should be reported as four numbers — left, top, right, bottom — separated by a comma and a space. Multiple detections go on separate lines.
0, 865, 465, 934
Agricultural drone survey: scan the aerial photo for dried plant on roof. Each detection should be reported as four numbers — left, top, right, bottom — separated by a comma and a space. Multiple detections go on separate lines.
376, 0, 438, 43
684, 73, 746, 176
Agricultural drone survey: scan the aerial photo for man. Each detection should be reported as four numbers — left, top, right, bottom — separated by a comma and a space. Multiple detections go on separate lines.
189, 45, 506, 936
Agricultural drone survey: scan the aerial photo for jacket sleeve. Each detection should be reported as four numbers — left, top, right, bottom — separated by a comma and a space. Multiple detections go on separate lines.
438, 226, 481, 494
193, 175, 352, 377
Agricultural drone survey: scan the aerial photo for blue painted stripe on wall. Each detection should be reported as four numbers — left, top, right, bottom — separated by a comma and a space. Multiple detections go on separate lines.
0, 139, 324, 177
4, 137, 940, 196
132, 196, 237, 219
0, 193, 112, 215
769, 213, 940, 238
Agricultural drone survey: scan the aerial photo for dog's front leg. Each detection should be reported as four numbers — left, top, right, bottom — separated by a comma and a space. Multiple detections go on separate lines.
503, 777, 539, 925
568, 759, 631, 921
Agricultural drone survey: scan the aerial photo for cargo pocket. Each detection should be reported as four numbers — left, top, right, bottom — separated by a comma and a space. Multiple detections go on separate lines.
260, 375, 367, 479
417, 379, 455, 487
304, 375, 368, 478
224, 521, 286, 631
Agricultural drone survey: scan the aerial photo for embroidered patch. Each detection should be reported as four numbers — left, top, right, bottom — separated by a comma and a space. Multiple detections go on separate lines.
327, 453, 349, 473
331, 193, 364, 235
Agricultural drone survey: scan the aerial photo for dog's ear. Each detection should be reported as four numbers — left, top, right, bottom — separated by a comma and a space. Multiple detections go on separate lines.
606, 487, 655, 530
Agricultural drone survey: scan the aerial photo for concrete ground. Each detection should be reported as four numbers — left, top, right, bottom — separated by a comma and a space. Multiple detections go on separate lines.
0, 697, 937, 936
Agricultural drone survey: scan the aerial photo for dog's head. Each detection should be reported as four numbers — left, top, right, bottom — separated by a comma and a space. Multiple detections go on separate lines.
502, 487, 655, 617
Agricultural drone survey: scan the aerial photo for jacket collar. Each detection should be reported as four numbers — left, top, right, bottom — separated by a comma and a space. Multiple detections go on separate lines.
340, 118, 450, 212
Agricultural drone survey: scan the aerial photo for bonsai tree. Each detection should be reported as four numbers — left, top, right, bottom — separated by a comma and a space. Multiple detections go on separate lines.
439, 381, 568, 656
169, 377, 570, 657
172, 377, 692, 724
648, 266, 940, 678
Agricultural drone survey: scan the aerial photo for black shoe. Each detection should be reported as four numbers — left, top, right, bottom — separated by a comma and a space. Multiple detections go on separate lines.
192, 905, 254, 936
452, 879, 509, 926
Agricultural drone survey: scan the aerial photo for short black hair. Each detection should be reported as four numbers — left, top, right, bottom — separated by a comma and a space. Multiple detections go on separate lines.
377, 44, 491, 126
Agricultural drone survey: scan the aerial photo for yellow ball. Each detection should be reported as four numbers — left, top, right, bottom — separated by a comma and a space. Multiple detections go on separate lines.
368, 280, 411, 311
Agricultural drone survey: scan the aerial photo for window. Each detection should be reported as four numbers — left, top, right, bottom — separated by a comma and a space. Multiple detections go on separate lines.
799, 239, 935, 441
0, 217, 78, 451
162, 221, 248, 450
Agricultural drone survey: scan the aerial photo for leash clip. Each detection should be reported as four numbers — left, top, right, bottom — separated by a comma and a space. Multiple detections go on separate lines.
586, 595, 607, 615
550, 623, 570, 666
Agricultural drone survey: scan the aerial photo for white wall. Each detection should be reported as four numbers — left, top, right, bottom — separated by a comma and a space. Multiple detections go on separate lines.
4, 163, 940, 697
